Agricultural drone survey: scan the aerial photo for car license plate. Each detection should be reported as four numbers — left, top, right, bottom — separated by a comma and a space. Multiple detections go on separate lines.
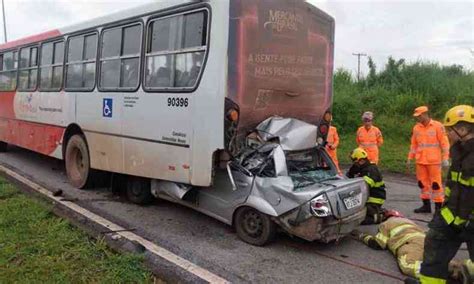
343, 194, 362, 209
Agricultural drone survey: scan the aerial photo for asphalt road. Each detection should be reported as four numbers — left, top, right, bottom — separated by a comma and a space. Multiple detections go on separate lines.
0, 146, 469, 283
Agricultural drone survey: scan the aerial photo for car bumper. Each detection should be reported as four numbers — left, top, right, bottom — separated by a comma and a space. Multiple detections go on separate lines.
275, 207, 367, 242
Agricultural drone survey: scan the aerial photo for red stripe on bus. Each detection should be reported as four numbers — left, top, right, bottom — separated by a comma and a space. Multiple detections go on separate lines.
0, 30, 62, 50
0, 91, 15, 119
0, 118, 65, 156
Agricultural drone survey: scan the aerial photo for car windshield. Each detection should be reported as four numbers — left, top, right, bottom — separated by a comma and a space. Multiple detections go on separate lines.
286, 148, 338, 189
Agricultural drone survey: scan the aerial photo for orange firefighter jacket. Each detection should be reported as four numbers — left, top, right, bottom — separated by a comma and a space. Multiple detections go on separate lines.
407, 119, 449, 165
326, 126, 339, 156
356, 126, 383, 163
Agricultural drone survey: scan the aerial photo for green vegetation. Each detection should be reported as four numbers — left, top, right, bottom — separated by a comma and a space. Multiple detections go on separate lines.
0, 177, 153, 283
332, 58, 474, 172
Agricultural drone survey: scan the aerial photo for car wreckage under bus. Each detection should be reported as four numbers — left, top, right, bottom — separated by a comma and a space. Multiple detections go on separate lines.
151, 116, 369, 246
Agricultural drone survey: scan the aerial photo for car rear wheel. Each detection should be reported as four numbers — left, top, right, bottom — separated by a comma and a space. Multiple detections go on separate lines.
126, 177, 153, 205
235, 207, 276, 246
65, 134, 97, 189
0, 141, 7, 152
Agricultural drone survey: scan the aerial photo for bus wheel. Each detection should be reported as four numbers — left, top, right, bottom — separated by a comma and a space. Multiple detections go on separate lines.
126, 177, 153, 205
234, 207, 276, 246
65, 135, 96, 189
0, 141, 7, 152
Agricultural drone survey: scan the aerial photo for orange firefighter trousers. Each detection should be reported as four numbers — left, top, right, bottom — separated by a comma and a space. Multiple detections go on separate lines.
416, 164, 444, 203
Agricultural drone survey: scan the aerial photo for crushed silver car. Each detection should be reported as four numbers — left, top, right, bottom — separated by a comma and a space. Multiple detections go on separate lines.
152, 116, 368, 246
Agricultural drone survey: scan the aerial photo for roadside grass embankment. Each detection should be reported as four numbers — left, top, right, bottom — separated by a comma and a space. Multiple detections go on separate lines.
0, 177, 153, 283
332, 58, 474, 172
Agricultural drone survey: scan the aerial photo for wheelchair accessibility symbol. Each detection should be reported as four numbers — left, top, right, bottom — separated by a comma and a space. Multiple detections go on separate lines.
103, 98, 113, 118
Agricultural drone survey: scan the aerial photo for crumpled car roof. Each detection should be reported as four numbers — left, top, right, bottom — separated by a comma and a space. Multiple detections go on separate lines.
256, 116, 317, 151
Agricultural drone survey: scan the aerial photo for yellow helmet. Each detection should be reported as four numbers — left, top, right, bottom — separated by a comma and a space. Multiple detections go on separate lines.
444, 105, 474, 127
350, 148, 368, 161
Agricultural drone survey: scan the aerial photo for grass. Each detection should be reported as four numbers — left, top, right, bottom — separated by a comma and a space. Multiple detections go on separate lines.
0, 177, 153, 283
337, 133, 408, 173
332, 59, 474, 173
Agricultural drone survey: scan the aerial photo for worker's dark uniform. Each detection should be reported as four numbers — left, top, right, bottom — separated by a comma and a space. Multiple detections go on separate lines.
419, 138, 474, 283
347, 161, 386, 224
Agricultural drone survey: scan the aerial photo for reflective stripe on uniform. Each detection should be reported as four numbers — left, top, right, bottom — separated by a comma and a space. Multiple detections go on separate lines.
390, 232, 425, 254
367, 197, 385, 205
419, 274, 447, 284
375, 232, 388, 246
440, 207, 467, 225
389, 224, 414, 238
363, 176, 385, 188
398, 254, 421, 278
418, 143, 440, 148
459, 174, 474, 186
364, 176, 375, 187
451, 171, 459, 181
445, 186, 451, 197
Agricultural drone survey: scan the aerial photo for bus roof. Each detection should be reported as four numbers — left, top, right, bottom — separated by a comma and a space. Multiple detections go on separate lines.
0, 0, 200, 51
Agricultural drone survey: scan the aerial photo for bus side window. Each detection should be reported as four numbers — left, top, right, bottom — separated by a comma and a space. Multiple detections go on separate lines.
65, 32, 98, 91
99, 23, 142, 91
0, 51, 18, 91
18, 46, 39, 91
144, 10, 208, 91
40, 40, 64, 91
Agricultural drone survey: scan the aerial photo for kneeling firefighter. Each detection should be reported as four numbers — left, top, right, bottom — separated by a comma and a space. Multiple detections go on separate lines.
347, 148, 386, 224
352, 210, 470, 283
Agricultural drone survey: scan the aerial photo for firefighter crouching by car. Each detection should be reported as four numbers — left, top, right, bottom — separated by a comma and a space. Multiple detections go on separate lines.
352, 210, 469, 282
407, 106, 450, 214
414, 105, 474, 284
347, 148, 386, 224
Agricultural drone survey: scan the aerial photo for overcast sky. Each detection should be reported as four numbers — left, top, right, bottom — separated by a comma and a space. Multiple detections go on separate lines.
3, 0, 473, 76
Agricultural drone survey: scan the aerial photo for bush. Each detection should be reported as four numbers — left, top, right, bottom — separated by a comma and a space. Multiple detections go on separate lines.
333, 59, 474, 172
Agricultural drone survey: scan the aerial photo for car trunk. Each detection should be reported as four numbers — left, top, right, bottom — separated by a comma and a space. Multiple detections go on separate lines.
321, 178, 368, 219
227, 0, 335, 137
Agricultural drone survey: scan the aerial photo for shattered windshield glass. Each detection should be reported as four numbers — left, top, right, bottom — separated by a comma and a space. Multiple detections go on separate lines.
286, 148, 338, 189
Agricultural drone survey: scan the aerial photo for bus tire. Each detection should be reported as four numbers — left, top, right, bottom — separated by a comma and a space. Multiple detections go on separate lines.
65, 134, 97, 189
126, 177, 153, 205
234, 207, 276, 246
0, 141, 7, 152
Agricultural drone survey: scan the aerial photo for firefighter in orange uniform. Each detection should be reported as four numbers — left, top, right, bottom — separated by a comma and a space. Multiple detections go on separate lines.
407, 106, 450, 214
356, 111, 384, 164
325, 112, 341, 173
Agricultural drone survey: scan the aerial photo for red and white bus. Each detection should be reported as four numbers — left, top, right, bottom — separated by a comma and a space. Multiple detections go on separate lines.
0, 0, 333, 190
0, 1, 372, 246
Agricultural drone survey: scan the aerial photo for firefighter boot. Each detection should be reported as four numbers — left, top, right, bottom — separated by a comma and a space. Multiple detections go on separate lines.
434, 202, 443, 213
414, 199, 431, 213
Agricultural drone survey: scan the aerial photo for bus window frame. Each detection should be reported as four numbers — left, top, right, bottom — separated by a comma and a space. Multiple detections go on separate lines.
64, 30, 99, 92
143, 7, 210, 94
18, 44, 39, 92
98, 21, 144, 93
39, 38, 65, 92
0, 49, 18, 91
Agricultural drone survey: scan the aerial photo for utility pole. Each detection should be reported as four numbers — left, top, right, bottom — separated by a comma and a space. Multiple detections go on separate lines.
352, 52, 367, 81
1, 0, 6, 43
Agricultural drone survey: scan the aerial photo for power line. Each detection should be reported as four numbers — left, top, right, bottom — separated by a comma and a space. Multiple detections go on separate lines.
352, 52, 367, 81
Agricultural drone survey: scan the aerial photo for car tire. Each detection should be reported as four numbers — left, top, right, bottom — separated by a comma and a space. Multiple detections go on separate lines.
126, 177, 153, 205
0, 141, 7, 152
65, 134, 98, 189
235, 207, 277, 246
